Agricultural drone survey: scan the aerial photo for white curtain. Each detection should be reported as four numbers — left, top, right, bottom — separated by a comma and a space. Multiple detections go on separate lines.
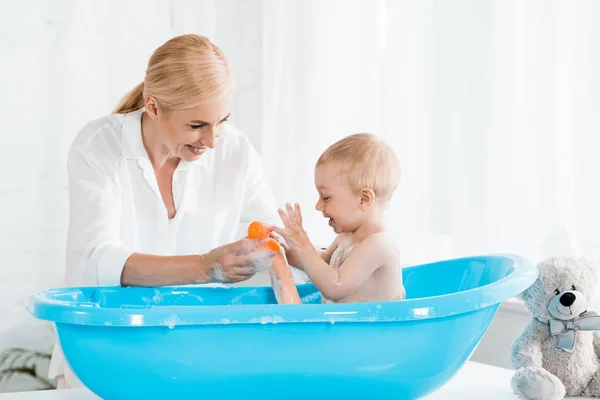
0, 0, 227, 391
2, 0, 600, 391
259, 0, 600, 266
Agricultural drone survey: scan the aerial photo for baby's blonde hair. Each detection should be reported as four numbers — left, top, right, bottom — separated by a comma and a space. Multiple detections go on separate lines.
316, 133, 401, 201
114, 34, 234, 114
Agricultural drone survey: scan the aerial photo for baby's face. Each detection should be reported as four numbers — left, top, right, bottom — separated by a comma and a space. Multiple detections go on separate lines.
314, 163, 363, 233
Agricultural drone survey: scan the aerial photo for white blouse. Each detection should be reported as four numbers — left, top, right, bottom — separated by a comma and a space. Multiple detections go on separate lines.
64, 107, 281, 288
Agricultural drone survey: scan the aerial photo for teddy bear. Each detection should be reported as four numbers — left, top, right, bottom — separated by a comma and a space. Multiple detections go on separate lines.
510, 257, 600, 399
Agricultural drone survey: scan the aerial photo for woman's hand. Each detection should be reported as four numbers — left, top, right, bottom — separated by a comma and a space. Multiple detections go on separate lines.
201, 238, 275, 283
270, 203, 313, 254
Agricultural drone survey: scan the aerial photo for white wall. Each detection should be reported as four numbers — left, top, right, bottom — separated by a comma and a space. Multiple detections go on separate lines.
471, 301, 530, 369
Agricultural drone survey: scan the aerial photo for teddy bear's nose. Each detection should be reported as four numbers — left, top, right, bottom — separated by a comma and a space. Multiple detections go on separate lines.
559, 292, 576, 307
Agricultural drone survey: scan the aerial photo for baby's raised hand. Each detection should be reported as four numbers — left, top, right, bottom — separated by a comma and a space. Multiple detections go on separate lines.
270, 203, 312, 252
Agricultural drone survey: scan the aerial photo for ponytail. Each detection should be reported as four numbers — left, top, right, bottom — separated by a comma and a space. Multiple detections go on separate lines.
113, 82, 145, 114
113, 34, 234, 114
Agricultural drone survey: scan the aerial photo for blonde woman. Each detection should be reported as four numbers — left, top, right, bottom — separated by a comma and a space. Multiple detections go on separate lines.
50, 34, 285, 388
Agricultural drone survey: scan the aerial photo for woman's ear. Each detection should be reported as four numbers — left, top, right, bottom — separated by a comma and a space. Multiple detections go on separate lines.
359, 188, 375, 211
144, 96, 159, 120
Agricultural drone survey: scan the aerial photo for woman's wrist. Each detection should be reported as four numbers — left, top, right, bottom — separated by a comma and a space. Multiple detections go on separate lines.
193, 253, 215, 283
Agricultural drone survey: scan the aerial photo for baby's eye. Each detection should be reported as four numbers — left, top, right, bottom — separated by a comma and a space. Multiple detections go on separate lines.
322, 197, 330, 201
554, 289, 560, 295
571, 285, 576, 291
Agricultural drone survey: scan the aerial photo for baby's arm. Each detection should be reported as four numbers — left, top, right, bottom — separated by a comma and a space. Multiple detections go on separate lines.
296, 234, 387, 302
319, 236, 340, 264
275, 239, 337, 270
271, 226, 340, 270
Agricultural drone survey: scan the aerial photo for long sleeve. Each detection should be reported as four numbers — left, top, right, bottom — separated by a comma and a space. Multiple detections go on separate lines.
234, 142, 280, 240
65, 139, 132, 287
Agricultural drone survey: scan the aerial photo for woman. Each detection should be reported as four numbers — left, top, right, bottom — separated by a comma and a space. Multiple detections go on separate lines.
50, 34, 286, 388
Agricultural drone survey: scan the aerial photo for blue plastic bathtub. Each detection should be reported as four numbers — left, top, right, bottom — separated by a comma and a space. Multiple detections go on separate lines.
28, 254, 537, 399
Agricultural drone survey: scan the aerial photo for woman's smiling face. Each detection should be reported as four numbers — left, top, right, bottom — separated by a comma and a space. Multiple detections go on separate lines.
149, 94, 232, 162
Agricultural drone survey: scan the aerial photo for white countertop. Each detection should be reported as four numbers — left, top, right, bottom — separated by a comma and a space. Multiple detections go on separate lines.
0, 361, 591, 399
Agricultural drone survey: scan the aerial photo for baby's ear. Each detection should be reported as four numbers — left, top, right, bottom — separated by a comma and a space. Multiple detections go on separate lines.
359, 188, 375, 210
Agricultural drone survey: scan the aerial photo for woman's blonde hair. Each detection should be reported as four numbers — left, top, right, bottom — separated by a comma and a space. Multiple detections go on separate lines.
114, 34, 234, 114
316, 133, 401, 201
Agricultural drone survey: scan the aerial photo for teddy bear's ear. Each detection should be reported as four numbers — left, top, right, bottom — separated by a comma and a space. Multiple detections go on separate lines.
572, 257, 598, 282
583, 258, 598, 279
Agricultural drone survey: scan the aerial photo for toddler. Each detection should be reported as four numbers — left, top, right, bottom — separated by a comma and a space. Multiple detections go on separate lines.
272, 133, 405, 303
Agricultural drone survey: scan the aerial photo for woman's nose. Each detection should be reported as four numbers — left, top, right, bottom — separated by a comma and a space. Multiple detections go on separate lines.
315, 200, 323, 211
202, 126, 217, 148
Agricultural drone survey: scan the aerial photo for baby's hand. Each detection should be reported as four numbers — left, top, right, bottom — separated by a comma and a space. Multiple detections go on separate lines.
270, 203, 312, 253
269, 231, 303, 268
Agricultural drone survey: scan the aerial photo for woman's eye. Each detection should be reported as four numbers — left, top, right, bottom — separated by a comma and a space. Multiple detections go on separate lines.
322, 197, 330, 201
554, 289, 560, 295
190, 125, 205, 130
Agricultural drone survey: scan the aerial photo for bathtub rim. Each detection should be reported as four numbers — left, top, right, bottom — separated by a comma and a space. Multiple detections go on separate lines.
27, 253, 538, 327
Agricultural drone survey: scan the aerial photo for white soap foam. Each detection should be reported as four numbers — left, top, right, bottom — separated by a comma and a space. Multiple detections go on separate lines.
161, 315, 181, 329
152, 289, 168, 304
249, 250, 274, 273
241, 237, 267, 252
231, 289, 259, 305
270, 274, 283, 303
212, 263, 228, 283
187, 294, 204, 304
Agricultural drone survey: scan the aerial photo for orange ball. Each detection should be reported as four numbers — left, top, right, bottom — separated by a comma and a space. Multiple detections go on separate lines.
248, 221, 271, 239
267, 238, 280, 252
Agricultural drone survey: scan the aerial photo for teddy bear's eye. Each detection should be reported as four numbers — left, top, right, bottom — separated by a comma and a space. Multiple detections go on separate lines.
571, 285, 576, 291
554, 289, 560, 295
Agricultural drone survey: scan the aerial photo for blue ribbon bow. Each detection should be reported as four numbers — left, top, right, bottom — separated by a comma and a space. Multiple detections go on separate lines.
549, 310, 600, 352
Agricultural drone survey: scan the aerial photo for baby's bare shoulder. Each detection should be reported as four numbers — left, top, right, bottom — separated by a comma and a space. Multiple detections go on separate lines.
358, 232, 400, 263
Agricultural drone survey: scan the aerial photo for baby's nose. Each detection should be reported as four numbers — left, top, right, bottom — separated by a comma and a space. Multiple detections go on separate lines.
559, 292, 576, 307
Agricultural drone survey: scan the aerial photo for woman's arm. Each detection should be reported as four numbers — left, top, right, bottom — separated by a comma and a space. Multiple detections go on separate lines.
120, 239, 268, 286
